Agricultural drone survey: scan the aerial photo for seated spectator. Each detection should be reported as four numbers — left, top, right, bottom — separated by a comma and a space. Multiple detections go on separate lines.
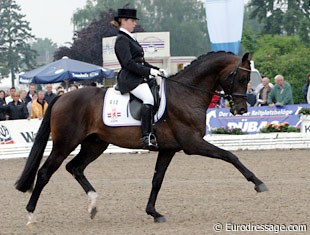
25, 83, 37, 104
256, 77, 273, 106
0, 90, 8, 121
31, 91, 48, 119
268, 75, 293, 107
44, 84, 57, 104
6, 91, 28, 120
246, 82, 257, 106
302, 73, 310, 103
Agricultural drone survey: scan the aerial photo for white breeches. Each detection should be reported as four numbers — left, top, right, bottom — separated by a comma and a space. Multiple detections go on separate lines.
130, 83, 154, 105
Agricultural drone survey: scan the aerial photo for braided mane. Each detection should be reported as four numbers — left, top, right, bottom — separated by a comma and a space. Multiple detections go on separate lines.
169, 51, 235, 79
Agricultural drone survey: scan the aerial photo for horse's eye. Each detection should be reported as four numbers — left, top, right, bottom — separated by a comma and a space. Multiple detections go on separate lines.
239, 77, 246, 83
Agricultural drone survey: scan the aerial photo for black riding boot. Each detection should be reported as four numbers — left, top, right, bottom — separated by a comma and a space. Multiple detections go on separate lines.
141, 104, 158, 150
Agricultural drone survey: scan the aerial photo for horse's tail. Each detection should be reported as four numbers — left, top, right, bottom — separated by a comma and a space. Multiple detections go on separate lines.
15, 96, 60, 192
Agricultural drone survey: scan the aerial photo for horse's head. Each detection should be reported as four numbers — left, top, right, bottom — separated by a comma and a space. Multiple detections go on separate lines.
219, 52, 251, 115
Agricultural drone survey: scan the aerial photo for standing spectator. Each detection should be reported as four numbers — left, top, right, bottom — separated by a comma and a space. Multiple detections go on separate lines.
0, 90, 8, 121
6, 91, 28, 120
31, 91, 48, 119
20, 90, 27, 103
302, 73, 310, 103
27, 94, 37, 119
57, 87, 65, 95
56, 86, 65, 95
268, 75, 293, 107
25, 83, 37, 104
69, 84, 79, 92
246, 82, 257, 107
255, 75, 274, 94
256, 77, 273, 106
5, 87, 16, 104
44, 84, 57, 104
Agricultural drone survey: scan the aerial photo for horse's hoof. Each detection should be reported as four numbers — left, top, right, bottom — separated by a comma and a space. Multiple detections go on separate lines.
90, 207, 97, 219
26, 212, 37, 227
154, 216, 166, 223
26, 222, 36, 230
255, 183, 268, 192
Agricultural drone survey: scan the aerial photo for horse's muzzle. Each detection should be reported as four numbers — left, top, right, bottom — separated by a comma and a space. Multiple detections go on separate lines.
238, 107, 247, 115
229, 100, 248, 115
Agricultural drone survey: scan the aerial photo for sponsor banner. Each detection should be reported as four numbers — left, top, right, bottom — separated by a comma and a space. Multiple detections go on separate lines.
206, 104, 310, 134
0, 119, 41, 145
205, 0, 244, 54
102, 32, 170, 69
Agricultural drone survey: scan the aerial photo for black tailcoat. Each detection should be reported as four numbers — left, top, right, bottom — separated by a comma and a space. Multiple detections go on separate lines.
114, 31, 158, 94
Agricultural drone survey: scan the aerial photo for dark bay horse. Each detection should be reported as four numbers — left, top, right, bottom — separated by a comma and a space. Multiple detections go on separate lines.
16, 51, 268, 225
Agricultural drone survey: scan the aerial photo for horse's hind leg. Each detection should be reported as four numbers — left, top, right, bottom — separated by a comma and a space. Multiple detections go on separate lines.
26, 147, 72, 225
66, 134, 108, 219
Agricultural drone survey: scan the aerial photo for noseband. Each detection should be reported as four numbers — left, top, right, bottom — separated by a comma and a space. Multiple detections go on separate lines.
224, 60, 251, 101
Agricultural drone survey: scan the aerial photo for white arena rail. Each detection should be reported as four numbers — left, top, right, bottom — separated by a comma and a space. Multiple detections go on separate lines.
205, 133, 310, 151
0, 133, 309, 160
0, 143, 147, 160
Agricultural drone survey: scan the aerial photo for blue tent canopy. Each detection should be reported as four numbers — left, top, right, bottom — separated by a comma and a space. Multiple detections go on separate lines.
19, 57, 115, 84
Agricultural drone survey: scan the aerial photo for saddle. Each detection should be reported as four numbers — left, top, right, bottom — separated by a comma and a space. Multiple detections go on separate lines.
128, 78, 160, 120
103, 78, 166, 127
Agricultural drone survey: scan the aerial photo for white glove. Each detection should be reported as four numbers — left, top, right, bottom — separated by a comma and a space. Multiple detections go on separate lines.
150, 68, 161, 77
159, 69, 168, 77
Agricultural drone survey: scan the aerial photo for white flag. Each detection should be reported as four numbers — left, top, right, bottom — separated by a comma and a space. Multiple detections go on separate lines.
205, 0, 244, 54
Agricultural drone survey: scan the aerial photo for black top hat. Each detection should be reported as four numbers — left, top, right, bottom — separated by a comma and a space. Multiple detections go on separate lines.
115, 8, 139, 21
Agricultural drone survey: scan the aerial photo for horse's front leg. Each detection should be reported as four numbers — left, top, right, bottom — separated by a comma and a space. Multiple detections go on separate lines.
146, 150, 175, 223
183, 135, 268, 192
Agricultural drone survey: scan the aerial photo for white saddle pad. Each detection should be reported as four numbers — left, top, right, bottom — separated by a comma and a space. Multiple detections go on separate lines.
103, 79, 166, 127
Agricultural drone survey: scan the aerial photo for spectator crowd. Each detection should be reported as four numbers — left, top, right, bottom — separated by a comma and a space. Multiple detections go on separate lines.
0, 73, 309, 121
0, 83, 80, 121
208, 72, 310, 109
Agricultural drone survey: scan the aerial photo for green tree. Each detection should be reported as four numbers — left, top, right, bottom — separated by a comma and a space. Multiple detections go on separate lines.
250, 34, 310, 104
55, 10, 143, 66
136, 0, 209, 56
248, 0, 310, 46
0, 0, 36, 86
72, 0, 128, 31
72, 0, 209, 56
241, 5, 264, 54
31, 38, 58, 66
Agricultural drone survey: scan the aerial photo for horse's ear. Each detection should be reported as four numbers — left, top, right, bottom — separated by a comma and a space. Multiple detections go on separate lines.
242, 52, 252, 62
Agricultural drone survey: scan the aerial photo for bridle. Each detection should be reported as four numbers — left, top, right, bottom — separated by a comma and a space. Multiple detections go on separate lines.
225, 60, 251, 100
163, 59, 251, 102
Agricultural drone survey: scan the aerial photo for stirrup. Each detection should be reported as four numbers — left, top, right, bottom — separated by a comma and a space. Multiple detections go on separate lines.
142, 133, 158, 151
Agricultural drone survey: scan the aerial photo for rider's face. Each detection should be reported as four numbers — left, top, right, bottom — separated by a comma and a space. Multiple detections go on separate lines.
121, 18, 137, 33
